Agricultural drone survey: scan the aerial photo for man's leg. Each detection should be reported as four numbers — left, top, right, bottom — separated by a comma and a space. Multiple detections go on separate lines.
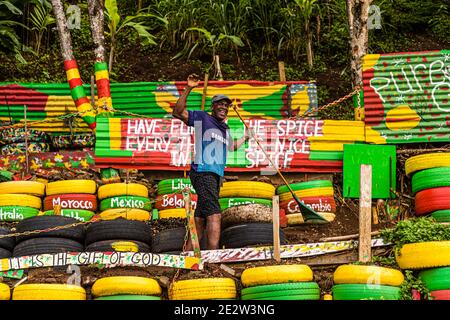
206, 213, 221, 250
185, 217, 205, 252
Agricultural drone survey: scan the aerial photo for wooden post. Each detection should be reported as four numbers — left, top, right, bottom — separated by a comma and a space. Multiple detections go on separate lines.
278, 61, 286, 82
183, 191, 201, 258
200, 73, 209, 111
54, 205, 62, 215
272, 195, 281, 262
90, 75, 95, 109
359, 164, 372, 262
23, 105, 29, 175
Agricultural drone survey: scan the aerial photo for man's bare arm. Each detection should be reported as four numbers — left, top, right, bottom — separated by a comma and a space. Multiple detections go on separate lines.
173, 74, 199, 124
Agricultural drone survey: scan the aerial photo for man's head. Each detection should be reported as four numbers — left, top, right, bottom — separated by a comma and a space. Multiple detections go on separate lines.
211, 94, 232, 121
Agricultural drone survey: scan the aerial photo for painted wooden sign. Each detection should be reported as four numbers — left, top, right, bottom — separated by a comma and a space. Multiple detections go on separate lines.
94, 116, 344, 172
363, 50, 450, 144
0, 251, 202, 272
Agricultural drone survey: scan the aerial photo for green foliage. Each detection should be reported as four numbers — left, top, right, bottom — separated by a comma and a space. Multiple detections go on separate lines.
399, 270, 429, 300
370, 254, 399, 269
380, 217, 450, 255
29, 0, 55, 54
0, 0, 28, 63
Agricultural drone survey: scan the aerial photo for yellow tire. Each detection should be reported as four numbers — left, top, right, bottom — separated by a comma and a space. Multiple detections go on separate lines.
279, 187, 334, 202
169, 278, 236, 300
287, 212, 335, 225
405, 153, 450, 176
0, 194, 41, 209
91, 276, 161, 297
0, 181, 45, 197
99, 208, 150, 221
220, 181, 275, 199
396, 241, 450, 269
241, 265, 313, 287
0, 283, 10, 300
158, 208, 187, 219
333, 265, 404, 286
12, 284, 86, 300
98, 183, 148, 200
46, 180, 96, 196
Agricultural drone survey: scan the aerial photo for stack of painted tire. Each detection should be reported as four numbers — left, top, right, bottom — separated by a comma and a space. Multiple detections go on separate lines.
407, 153, 450, 222
98, 183, 151, 221
50, 133, 95, 150
0, 283, 10, 300
12, 216, 85, 257
396, 240, 450, 300
169, 278, 237, 300
91, 276, 162, 300
12, 284, 86, 300
219, 181, 286, 248
0, 227, 14, 259
43, 180, 96, 222
156, 178, 196, 220
0, 128, 50, 156
0, 181, 45, 222
241, 265, 320, 300
277, 180, 336, 225
85, 219, 152, 253
332, 265, 403, 300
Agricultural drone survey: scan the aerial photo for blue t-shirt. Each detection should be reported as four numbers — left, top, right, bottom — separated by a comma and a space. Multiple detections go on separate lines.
187, 110, 231, 177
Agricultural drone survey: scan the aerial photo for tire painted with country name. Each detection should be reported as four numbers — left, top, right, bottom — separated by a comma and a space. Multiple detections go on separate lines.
154, 194, 197, 210
157, 179, 196, 195
219, 198, 272, 211
0, 206, 40, 221
280, 196, 336, 214
43, 194, 97, 211
42, 209, 95, 222
100, 196, 152, 211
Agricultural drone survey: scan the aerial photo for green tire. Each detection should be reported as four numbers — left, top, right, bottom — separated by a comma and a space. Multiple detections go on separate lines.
412, 167, 450, 194
251, 294, 320, 300
43, 209, 95, 222
100, 196, 152, 211
157, 179, 196, 195
219, 198, 272, 210
419, 267, 450, 291
241, 282, 319, 296
332, 284, 401, 300
94, 295, 161, 300
0, 206, 40, 221
431, 210, 450, 222
276, 180, 332, 195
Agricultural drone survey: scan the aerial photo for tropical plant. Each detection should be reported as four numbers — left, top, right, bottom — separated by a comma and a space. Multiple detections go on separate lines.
29, 0, 55, 54
104, 0, 167, 72
293, 0, 320, 68
0, 0, 28, 63
182, 27, 243, 79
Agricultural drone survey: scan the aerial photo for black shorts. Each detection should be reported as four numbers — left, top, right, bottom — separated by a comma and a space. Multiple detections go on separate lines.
189, 170, 221, 218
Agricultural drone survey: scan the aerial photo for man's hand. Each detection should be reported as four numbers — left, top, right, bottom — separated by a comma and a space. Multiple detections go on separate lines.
187, 73, 200, 88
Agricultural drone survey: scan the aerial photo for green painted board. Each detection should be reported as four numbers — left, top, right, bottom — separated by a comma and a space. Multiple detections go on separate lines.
343, 144, 396, 199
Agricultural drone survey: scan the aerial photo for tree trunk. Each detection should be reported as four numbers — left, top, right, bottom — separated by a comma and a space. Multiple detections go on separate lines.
109, 40, 114, 73
305, 21, 313, 68
87, 0, 106, 62
51, 0, 74, 61
346, 0, 372, 88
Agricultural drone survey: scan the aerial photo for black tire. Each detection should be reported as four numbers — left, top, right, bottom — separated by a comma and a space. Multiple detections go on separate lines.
85, 239, 151, 253
15, 216, 85, 243
151, 227, 208, 253
220, 223, 287, 248
0, 247, 11, 258
0, 227, 15, 251
12, 237, 84, 257
85, 219, 152, 245
151, 227, 186, 253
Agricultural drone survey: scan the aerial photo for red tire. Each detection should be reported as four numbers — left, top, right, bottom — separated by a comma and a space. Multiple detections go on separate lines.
43, 194, 98, 211
280, 196, 336, 214
415, 187, 450, 216
154, 193, 198, 210
430, 290, 450, 300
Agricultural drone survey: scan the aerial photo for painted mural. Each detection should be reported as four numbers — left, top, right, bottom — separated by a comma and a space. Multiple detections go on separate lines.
94, 116, 345, 172
0, 81, 318, 134
363, 50, 450, 144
